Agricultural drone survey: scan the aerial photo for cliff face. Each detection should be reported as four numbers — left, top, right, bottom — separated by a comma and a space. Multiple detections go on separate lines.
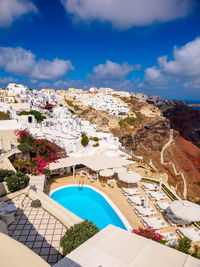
114, 97, 200, 201
147, 97, 200, 148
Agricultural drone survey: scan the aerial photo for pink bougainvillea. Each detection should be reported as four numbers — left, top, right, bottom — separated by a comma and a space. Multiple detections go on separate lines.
15, 129, 59, 175
45, 104, 54, 110
132, 227, 166, 244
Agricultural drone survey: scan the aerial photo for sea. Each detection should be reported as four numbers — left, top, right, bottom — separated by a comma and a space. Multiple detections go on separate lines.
182, 100, 200, 112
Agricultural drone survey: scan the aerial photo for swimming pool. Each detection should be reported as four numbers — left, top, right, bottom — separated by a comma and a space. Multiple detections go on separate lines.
50, 185, 130, 230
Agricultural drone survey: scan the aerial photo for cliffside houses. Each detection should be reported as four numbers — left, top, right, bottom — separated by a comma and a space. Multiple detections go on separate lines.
0, 84, 129, 158
67, 88, 129, 117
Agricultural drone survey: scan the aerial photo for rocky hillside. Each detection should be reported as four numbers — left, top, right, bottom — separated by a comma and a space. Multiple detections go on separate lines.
67, 95, 200, 201
114, 96, 200, 201
147, 96, 200, 148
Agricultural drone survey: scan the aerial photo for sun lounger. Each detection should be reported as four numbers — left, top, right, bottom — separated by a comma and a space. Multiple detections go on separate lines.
157, 231, 178, 247
149, 191, 167, 201
164, 213, 190, 227
127, 196, 145, 206
155, 201, 171, 212
142, 183, 159, 191
121, 187, 139, 196
177, 227, 200, 242
134, 205, 157, 217
141, 216, 167, 229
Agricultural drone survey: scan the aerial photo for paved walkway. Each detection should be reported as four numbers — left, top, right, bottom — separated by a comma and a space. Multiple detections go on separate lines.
7, 194, 66, 265
160, 129, 187, 199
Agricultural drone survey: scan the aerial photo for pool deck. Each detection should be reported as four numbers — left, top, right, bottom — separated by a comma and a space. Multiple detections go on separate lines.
45, 173, 200, 247
45, 174, 178, 234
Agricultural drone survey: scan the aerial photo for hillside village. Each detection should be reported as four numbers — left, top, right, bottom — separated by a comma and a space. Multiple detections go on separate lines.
0, 83, 200, 266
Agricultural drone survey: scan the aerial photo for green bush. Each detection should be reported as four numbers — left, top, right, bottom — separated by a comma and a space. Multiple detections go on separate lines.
6, 172, 29, 193
118, 112, 126, 116
118, 120, 126, 128
192, 245, 200, 259
0, 169, 15, 183
68, 109, 75, 114
81, 135, 89, 146
177, 237, 192, 254
18, 110, 46, 123
93, 137, 99, 142
124, 116, 136, 125
0, 111, 10, 120
60, 220, 99, 255
18, 143, 33, 153
135, 112, 145, 121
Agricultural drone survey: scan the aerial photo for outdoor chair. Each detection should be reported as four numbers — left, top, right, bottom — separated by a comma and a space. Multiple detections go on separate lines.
177, 227, 200, 242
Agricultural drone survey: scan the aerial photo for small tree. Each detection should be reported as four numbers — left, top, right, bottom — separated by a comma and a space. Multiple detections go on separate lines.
177, 237, 192, 254
60, 220, 99, 255
0, 169, 15, 183
81, 135, 89, 147
6, 172, 29, 193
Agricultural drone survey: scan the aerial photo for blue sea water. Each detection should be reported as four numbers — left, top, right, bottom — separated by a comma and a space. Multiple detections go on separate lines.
50, 186, 127, 230
181, 100, 200, 112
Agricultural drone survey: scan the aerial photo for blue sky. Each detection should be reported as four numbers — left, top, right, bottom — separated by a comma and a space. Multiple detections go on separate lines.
0, 0, 200, 100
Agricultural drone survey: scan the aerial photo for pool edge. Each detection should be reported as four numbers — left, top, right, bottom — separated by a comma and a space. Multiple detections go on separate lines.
49, 184, 132, 231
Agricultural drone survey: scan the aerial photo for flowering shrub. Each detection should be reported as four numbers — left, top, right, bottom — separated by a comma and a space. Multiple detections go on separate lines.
132, 227, 167, 244
15, 129, 59, 175
45, 103, 54, 110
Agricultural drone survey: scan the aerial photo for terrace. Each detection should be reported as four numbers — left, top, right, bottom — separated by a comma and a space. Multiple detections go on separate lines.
45, 169, 200, 248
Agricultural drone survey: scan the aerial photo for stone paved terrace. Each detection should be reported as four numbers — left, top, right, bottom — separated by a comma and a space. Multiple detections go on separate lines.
7, 194, 66, 266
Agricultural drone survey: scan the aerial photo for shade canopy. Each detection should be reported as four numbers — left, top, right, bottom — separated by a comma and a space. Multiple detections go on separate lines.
112, 167, 127, 173
169, 200, 200, 222
49, 154, 133, 172
118, 171, 141, 184
99, 169, 114, 177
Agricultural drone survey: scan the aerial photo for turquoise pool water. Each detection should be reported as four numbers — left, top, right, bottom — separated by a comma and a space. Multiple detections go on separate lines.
50, 186, 127, 230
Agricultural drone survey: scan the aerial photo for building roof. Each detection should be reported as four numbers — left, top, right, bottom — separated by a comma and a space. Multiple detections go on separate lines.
49, 154, 133, 172
54, 225, 200, 267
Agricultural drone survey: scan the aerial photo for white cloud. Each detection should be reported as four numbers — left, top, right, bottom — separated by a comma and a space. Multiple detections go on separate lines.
158, 38, 200, 77
87, 60, 134, 81
141, 37, 200, 90
54, 79, 86, 90
0, 76, 18, 85
61, 0, 194, 29
0, 0, 37, 28
0, 46, 74, 80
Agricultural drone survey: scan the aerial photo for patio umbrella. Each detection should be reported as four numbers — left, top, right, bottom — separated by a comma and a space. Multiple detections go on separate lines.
99, 169, 115, 177
169, 200, 200, 222
112, 167, 127, 174
118, 171, 141, 184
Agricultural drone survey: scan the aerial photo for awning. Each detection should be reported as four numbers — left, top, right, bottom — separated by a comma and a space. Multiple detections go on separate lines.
49, 154, 133, 172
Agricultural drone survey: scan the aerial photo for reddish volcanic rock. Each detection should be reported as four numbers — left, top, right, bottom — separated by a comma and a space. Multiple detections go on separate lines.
164, 133, 200, 201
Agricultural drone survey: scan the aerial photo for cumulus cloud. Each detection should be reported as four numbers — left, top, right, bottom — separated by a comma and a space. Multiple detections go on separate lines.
54, 79, 86, 90
0, 0, 37, 28
141, 37, 200, 90
0, 46, 74, 80
158, 38, 200, 78
61, 0, 195, 29
0, 76, 18, 86
87, 60, 134, 81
